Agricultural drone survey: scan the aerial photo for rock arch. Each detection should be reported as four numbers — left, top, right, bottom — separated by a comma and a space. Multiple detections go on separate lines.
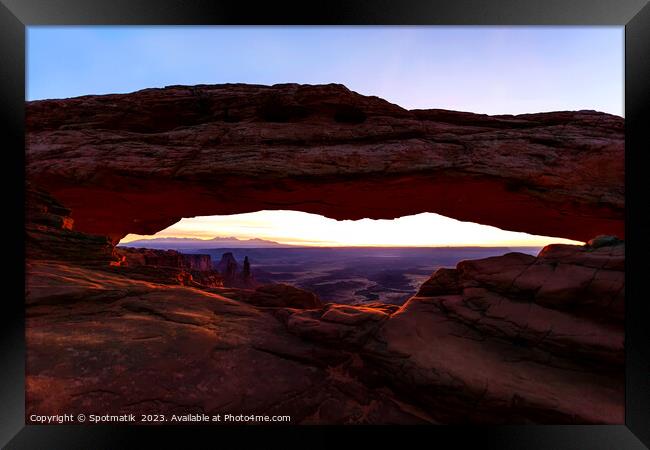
25, 84, 626, 424
26, 83, 624, 243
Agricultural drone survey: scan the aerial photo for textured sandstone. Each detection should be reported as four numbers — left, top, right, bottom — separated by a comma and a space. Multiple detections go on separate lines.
26, 186, 116, 264
26, 261, 433, 424
248, 283, 322, 309
24, 182, 624, 423
116, 246, 214, 271
24, 83, 625, 424
113, 247, 223, 288
376, 240, 625, 422
434, 242, 626, 320
271, 240, 624, 423
214, 252, 256, 288
26, 239, 624, 424
27, 83, 624, 242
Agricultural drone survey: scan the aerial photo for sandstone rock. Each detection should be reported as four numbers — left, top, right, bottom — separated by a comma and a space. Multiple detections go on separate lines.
216, 252, 239, 282
354, 302, 401, 315
284, 304, 389, 347
26, 186, 116, 264
248, 283, 322, 309
215, 252, 258, 288
26, 260, 433, 425
416, 243, 625, 320
25, 238, 624, 424
26, 83, 624, 243
366, 292, 623, 424
417, 267, 461, 296
182, 254, 213, 271
242, 256, 251, 279
23, 83, 626, 424
587, 235, 623, 249
273, 240, 624, 424
113, 247, 223, 288
366, 241, 623, 423
116, 246, 213, 271
320, 304, 388, 325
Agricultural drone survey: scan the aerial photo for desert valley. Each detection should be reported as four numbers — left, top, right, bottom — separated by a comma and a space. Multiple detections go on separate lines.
119, 238, 542, 304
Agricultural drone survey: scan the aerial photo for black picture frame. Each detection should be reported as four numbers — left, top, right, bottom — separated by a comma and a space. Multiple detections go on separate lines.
2, 1, 649, 448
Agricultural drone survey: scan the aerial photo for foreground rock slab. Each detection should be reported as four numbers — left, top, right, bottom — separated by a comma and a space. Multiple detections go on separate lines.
26, 261, 433, 424
27, 239, 623, 424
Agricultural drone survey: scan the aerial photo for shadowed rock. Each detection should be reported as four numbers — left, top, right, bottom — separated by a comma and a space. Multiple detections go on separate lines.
113, 246, 223, 288
26, 186, 116, 264
26, 238, 624, 424
248, 283, 322, 309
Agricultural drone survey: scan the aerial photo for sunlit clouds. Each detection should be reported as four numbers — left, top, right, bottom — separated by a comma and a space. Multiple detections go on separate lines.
120, 210, 582, 247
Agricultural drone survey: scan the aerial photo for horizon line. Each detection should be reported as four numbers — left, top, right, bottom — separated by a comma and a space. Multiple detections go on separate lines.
117, 243, 556, 249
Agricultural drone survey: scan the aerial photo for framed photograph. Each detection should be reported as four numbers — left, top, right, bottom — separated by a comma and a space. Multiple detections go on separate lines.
2, 0, 649, 448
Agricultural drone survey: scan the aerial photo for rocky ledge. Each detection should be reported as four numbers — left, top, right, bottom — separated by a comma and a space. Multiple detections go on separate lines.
27, 83, 623, 243
26, 238, 623, 424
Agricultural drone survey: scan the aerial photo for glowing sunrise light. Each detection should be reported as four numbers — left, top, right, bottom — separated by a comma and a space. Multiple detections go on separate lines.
120, 210, 583, 247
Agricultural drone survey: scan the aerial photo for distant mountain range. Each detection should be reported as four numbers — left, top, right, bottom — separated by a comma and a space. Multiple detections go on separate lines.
119, 236, 544, 252
118, 236, 296, 250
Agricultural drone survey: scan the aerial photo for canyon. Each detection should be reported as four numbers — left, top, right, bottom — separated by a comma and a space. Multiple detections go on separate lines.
25, 84, 624, 424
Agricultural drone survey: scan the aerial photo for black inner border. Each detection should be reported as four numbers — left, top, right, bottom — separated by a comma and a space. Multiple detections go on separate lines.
2, 1, 649, 448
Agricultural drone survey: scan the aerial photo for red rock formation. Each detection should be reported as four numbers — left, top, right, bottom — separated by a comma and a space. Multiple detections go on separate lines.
26, 238, 623, 423
23, 83, 625, 425
417, 237, 624, 322
183, 254, 213, 271
26, 261, 432, 424
23, 185, 623, 423
26, 186, 116, 264
117, 246, 213, 271
248, 283, 322, 309
242, 256, 252, 280
216, 252, 240, 285
26, 83, 623, 243
215, 252, 257, 288
114, 246, 223, 288
278, 239, 624, 423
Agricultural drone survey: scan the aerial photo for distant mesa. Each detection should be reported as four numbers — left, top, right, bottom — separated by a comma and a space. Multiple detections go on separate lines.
216, 252, 256, 288
112, 246, 224, 288
119, 236, 294, 250
216, 251, 239, 280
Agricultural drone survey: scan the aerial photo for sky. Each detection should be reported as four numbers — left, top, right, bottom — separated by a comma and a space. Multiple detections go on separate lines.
28, 26, 621, 247
28, 26, 624, 115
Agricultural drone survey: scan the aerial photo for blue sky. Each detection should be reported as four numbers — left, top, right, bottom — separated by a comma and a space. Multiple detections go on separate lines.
27, 26, 624, 116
